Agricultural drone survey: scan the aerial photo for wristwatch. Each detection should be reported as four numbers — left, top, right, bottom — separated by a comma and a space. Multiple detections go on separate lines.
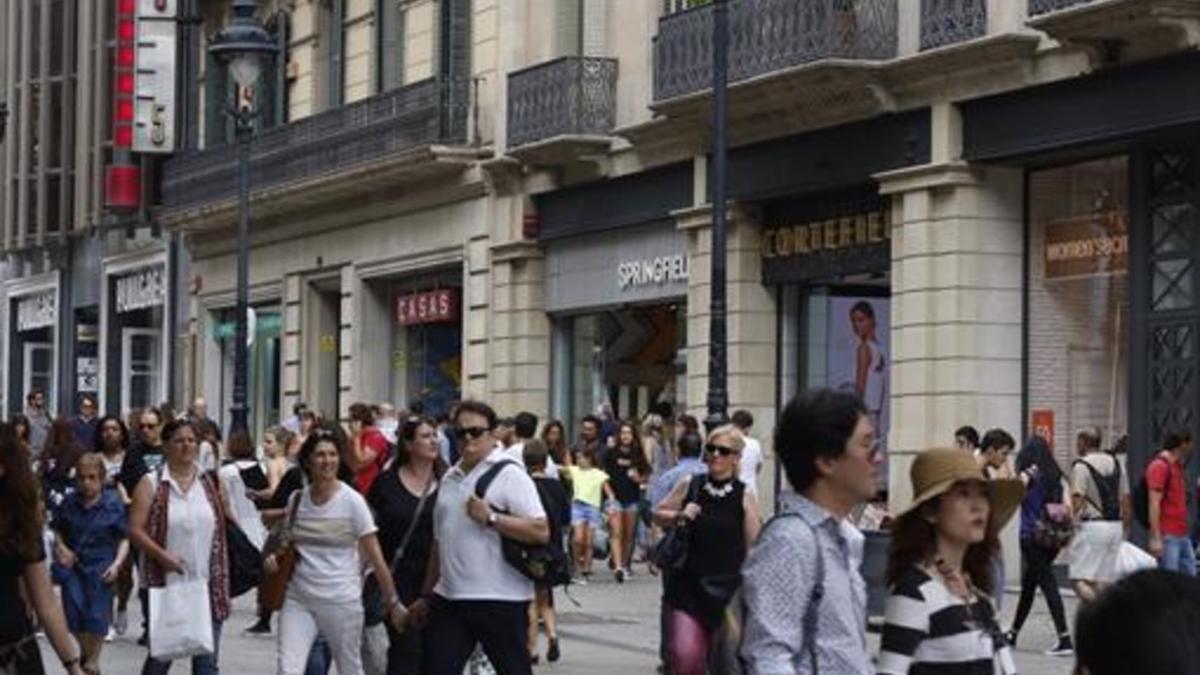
487, 512, 499, 528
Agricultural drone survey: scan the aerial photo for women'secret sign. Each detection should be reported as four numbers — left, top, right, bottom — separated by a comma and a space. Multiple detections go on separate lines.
616, 255, 690, 290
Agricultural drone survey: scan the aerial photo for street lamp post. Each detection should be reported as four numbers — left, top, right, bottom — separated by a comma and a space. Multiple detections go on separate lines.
209, 0, 277, 435
705, 0, 730, 432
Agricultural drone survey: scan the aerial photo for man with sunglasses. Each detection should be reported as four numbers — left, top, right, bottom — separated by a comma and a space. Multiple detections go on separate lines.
420, 400, 549, 675
114, 406, 168, 647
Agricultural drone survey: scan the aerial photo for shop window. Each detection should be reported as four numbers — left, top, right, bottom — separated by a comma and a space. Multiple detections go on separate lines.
122, 328, 161, 414
565, 303, 685, 425
1027, 157, 1130, 458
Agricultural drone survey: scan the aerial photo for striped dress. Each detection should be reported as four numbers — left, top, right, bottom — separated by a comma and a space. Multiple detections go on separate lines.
877, 565, 1015, 675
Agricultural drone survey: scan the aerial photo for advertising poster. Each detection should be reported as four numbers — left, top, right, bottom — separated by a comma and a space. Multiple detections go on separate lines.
827, 296, 891, 490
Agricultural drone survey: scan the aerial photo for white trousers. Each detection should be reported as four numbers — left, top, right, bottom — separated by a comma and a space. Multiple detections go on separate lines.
277, 593, 365, 675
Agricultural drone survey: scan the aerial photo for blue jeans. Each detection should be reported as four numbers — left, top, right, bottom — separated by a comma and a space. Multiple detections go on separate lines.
141, 619, 222, 675
305, 636, 332, 675
1160, 535, 1198, 576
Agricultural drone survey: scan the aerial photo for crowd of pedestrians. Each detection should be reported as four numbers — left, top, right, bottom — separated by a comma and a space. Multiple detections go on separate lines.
3, 385, 1200, 675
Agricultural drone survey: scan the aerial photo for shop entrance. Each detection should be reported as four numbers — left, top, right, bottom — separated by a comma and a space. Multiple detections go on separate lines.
306, 280, 342, 420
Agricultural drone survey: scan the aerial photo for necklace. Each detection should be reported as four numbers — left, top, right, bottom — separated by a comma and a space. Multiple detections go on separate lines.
703, 479, 734, 498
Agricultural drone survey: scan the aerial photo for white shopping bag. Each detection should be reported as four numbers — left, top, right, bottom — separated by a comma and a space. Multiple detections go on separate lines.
149, 578, 214, 660
1114, 541, 1157, 578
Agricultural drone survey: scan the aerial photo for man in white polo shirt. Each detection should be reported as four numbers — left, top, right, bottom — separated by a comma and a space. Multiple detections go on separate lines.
419, 400, 548, 675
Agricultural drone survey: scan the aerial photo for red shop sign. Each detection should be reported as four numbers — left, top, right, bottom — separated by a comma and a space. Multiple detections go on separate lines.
397, 289, 459, 326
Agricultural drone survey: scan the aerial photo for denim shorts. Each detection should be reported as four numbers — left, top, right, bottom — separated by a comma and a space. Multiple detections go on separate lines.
605, 498, 640, 514
571, 501, 603, 528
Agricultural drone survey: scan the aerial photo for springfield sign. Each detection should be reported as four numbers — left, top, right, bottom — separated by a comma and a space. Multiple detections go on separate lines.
116, 266, 166, 313
617, 255, 690, 290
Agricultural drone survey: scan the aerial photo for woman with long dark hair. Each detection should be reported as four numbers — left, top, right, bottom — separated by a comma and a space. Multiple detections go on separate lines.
1005, 435, 1073, 655
0, 423, 86, 675
540, 420, 570, 470
367, 416, 445, 675
603, 420, 651, 582
878, 448, 1023, 674
93, 414, 135, 639
41, 417, 86, 508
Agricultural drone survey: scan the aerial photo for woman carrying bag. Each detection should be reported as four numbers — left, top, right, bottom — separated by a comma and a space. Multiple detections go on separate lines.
653, 425, 761, 675
129, 419, 234, 675
270, 428, 407, 675
878, 448, 1023, 675
1006, 436, 1074, 655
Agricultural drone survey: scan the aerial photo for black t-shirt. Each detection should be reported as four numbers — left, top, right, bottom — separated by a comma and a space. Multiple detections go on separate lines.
604, 446, 644, 504
0, 545, 44, 645
118, 441, 165, 495
533, 476, 570, 551
366, 467, 436, 601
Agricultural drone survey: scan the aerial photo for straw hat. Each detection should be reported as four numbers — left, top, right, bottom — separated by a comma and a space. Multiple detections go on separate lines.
899, 447, 1025, 534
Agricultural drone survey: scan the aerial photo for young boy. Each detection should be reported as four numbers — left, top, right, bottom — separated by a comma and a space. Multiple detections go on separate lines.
524, 439, 570, 664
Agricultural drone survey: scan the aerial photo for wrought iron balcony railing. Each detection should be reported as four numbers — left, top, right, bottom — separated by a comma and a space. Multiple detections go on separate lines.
921, 0, 988, 50
507, 57, 618, 149
653, 0, 898, 102
161, 77, 469, 212
1029, 0, 1096, 15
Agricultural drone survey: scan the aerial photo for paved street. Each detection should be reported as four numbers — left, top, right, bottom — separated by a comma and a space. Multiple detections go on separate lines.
39, 567, 1081, 674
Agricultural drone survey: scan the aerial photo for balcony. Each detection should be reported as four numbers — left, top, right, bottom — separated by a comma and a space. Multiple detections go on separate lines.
159, 77, 475, 230
920, 0, 988, 51
506, 57, 618, 166
653, 0, 898, 103
1026, 0, 1200, 57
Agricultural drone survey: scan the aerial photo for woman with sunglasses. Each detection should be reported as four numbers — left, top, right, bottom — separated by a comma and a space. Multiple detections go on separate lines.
603, 421, 651, 582
271, 428, 405, 675
878, 448, 1023, 675
366, 416, 445, 675
653, 425, 761, 675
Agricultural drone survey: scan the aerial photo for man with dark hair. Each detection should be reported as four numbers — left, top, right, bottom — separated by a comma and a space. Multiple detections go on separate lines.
1146, 431, 1195, 575
740, 388, 878, 673
503, 412, 539, 467
282, 401, 309, 435
978, 428, 1016, 479
1074, 570, 1200, 675
731, 409, 763, 497
420, 399, 548, 675
573, 415, 603, 466
954, 425, 980, 452
495, 417, 516, 450
72, 394, 99, 451
1069, 426, 1129, 602
24, 388, 51, 458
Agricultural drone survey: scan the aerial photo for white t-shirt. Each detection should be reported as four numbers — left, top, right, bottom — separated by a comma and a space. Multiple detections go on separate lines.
504, 442, 527, 466
434, 449, 547, 602
739, 435, 763, 494
218, 461, 267, 550
290, 482, 378, 603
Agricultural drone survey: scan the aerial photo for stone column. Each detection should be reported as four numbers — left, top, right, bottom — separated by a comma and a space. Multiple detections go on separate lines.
462, 234, 492, 402
674, 203, 779, 499
489, 241, 551, 418
282, 272, 304, 418
338, 264, 357, 419
876, 160, 1025, 580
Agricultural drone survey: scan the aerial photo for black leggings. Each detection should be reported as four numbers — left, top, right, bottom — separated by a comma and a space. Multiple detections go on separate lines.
1011, 539, 1069, 636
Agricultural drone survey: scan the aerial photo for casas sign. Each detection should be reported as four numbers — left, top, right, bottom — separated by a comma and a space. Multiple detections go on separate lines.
397, 289, 459, 326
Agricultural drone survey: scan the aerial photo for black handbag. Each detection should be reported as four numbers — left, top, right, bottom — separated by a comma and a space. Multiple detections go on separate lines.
475, 461, 571, 587
651, 474, 705, 571
225, 518, 264, 598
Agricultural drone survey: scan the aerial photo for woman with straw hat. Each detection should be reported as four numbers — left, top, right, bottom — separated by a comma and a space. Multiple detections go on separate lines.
877, 448, 1024, 675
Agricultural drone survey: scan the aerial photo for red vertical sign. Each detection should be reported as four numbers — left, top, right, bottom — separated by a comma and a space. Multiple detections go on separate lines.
1031, 409, 1055, 449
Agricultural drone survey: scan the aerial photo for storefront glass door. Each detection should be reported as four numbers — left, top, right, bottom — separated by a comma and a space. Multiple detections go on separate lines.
23, 342, 55, 409
121, 328, 161, 414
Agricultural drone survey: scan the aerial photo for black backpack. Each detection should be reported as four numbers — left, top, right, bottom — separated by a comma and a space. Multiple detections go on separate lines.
476, 460, 572, 587
1073, 456, 1122, 521
1132, 454, 1174, 528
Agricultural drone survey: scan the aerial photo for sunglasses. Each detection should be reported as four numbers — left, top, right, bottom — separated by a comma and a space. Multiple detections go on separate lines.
706, 443, 740, 457
453, 426, 490, 440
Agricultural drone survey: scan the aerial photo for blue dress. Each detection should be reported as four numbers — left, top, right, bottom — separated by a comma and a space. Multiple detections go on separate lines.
52, 489, 127, 635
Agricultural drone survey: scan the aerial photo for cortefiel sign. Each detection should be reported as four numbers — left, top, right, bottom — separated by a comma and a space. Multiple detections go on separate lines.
133, 0, 177, 154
